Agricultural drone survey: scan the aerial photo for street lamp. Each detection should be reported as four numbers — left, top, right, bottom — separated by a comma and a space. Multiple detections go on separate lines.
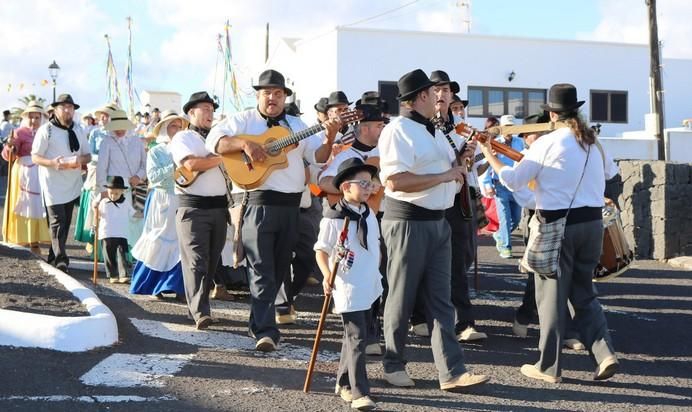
48, 60, 60, 101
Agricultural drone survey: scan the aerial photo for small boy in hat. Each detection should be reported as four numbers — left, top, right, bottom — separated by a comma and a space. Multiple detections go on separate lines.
314, 158, 382, 411
94, 176, 136, 283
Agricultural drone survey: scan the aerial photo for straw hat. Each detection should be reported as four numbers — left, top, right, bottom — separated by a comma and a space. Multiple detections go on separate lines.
94, 102, 120, 117
104, 109, 135, 132
21, 101, 45, 118
151, 110, 189, 137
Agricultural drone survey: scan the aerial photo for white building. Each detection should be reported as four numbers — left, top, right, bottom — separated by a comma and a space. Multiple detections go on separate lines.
140, 91, 182, 113
269, 26, 692, 159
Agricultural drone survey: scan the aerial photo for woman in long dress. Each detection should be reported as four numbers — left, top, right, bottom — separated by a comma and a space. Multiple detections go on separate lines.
74, 103, 118, 252
130, 111, 188, 298
1, 101, 50, 253
95, 109, 146, 259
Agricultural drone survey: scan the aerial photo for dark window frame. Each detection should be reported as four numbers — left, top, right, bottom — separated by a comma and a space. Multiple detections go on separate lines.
590, 89, 628, 123
467, 86, 547, 119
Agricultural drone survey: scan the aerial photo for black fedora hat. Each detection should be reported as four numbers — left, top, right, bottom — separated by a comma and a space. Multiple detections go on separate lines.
314, 97, 328, 113
451, 94, 468, 108
541, 83, 585, 113
332, 157, 379, 189
252, 69, 293, 96
103, 175, 128, 190
326, 91, 351, 108
285, 102, 303, 117
51, 93, 80, 110
359, 105, 385, 123
355, 91, 380, 107
524, 111, 550, 125
397, 69, 437, 101
429, 70, 460, 94
183, 91, 219, 114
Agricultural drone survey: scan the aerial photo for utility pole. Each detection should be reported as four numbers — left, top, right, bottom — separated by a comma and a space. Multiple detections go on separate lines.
265, 23, 269, 63
647, 0, 666, 160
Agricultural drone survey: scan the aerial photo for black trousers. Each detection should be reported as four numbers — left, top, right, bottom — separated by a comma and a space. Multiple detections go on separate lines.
45, 197, 78, 267
337, 309, 372, 399
102, 237, 129, 279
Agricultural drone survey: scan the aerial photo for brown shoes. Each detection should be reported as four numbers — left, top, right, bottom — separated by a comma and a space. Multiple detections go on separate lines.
440, 372, 490, 392
255, 336, 277, 352
210, 285, 234, 301
195, 315, 213, 330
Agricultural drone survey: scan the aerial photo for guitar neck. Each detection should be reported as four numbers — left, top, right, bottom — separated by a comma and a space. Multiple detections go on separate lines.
265, 124, 325, 152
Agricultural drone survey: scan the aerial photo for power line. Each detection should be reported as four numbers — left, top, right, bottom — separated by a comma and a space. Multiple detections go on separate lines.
340, 0, 425, 28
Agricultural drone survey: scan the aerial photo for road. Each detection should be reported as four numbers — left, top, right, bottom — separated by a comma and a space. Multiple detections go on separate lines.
0, 200, 691, 411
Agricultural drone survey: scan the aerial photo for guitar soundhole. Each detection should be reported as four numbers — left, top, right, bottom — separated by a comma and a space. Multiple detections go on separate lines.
265, 138, 281, 156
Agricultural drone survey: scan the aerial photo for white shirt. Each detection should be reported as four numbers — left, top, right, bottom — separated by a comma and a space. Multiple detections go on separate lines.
169, 130, 227, 197
321, 145, 380, 180
96, 196, 136, 239
31, 122, 90, 206
504, 149, 536, 210
314, 206, 383, 314
379, 116, 459, 210
206, 109, 319, 195
96, 134, 147, 190
0, 120, 15, 140
498, 128, 619, 210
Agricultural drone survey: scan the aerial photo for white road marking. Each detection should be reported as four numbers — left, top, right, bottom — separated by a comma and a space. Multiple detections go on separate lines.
0, 395, 175, 402
80, 353, 194, 387
130, 318, 340, 362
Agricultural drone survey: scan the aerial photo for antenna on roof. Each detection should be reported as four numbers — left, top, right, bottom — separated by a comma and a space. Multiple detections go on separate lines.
456, 0, 472, 33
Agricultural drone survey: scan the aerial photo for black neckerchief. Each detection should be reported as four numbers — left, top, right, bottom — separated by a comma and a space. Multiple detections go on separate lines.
323, 198, 370, 250
351, 138, 376, 153
401, 108, 436, 137
189, 124, 210, 139
50, 117, 80, 152
257, 107, 287, 128
106, 194, 126, 207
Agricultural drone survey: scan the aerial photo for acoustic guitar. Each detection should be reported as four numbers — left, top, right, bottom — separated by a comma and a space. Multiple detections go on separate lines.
221, 110, 363, 190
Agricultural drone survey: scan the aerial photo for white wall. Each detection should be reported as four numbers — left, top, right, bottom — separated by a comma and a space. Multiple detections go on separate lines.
141, 91, 181, 113
666, 128, 692, 163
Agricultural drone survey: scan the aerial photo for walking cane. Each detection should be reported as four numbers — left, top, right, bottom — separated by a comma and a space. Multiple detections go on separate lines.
2, 130, 15, 241
304, 216, 350, 393
474, 247, 480, 291
92, 205, 99, 285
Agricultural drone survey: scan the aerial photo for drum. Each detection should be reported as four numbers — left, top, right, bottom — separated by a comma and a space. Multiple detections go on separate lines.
594, 200, 634, 282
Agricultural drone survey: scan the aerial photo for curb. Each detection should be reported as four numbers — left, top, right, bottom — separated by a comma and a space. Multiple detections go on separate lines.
0, 245, 118, 352
667, 256, 692, 271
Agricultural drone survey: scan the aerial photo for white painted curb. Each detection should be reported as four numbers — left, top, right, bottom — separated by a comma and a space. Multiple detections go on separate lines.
0, 245, 118, 352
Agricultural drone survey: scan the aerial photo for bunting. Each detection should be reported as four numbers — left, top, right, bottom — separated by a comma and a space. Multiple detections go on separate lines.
222, 21, 243, 113
104, 34, 122, 106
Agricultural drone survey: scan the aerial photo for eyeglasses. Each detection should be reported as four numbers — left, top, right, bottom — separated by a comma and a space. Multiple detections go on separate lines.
345, 179, 375, 189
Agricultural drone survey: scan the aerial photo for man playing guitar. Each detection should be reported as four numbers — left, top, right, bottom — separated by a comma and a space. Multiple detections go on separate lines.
206, 69, 341, 352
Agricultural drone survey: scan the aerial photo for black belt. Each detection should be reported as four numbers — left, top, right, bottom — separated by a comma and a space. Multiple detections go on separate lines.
177, 194, 228, 209
382, 196, 445, 221
538, 206, 601, 226
231, 190, 301, 207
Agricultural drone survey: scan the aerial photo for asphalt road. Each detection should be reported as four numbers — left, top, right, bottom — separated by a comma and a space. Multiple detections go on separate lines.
1, 201, 691, 411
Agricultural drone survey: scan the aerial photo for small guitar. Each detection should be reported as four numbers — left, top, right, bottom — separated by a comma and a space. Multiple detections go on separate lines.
454, 123, 525, 162
174, 166, 200, 188
222, 110, 363, 190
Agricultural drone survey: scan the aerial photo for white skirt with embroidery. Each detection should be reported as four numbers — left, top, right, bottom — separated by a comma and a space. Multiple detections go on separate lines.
131, 188, 179, 272
14, 156, 45, 219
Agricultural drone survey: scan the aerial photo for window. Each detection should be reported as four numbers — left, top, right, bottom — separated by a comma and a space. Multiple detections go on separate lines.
590, 90, 628, 123
467, 86, 546, 119
378, 81, 400, 116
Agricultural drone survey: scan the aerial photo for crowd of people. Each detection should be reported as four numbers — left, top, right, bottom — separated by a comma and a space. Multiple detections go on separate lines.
1, 67, 620, 410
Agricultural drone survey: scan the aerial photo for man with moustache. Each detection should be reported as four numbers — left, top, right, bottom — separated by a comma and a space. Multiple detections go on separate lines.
409, 70, 488, 342
168, 92, 227, 330
207, 69, 341, 351
379, 69, 489, 391
32, 94, 91, 273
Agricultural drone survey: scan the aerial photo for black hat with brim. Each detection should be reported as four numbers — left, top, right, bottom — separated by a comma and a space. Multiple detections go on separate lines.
326, 91, 351, 108
451, 94, 469, 108
429, 70, 460, 94
314, 97, 328, 113
103, 175, 128, 190
332, 157, 379, 189
540, 83, 585, 113
285, 102, 303, 117
183, 91, 219, 114
51, 93, 80, 110
252, 69, 293, 96
359, 105, 386, 123
397, 69, 437, 101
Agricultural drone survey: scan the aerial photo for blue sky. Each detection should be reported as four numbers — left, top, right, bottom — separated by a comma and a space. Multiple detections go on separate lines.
1, 0, 689, 115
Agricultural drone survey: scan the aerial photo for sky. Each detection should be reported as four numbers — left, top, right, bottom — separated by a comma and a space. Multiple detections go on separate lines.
1, 0, 691, 116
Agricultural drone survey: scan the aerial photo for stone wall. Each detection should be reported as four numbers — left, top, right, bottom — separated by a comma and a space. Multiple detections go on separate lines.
605, 161, 692, 260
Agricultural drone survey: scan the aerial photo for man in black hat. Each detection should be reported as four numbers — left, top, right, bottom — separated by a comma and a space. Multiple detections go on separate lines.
207, 69, 342, 351
314, 97, 328, 123
378, 69, 489, 391
407, 69, 488, 343
450, 95, 468, 121
168, 91, 227, 330
1, 109, 14, 144
31, 94, 91, 272
325, 91, 355, 145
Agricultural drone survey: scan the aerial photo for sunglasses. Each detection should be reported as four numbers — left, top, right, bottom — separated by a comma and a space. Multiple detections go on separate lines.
345, 179, 375, 189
